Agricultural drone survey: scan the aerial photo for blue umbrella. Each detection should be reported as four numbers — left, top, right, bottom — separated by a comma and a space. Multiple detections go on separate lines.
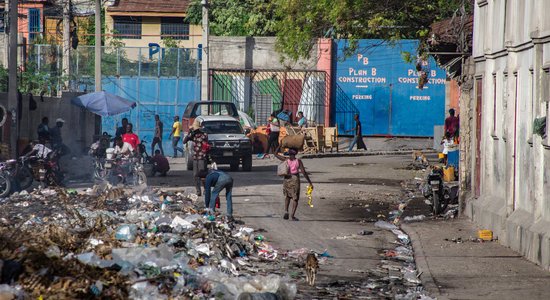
71, 91, 136, 117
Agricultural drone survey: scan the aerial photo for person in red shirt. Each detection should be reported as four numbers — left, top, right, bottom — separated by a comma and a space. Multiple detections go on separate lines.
444, 108, 460, 139
150, 150, 170, 176
122, 123, 140, 155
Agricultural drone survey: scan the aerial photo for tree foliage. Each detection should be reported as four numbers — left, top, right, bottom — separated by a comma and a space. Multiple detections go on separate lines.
186, 0, 278, 36
274, 0, 471, 60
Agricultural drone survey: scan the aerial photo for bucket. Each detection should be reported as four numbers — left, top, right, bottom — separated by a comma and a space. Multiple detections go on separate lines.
281, 135, 305, 150
443, 166, 455, 182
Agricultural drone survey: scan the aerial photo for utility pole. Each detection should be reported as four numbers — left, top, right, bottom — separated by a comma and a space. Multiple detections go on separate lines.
62, 0, 71, 88
200, 0, 209, 101
94, 0, 101, 92
7, 0, 18, 157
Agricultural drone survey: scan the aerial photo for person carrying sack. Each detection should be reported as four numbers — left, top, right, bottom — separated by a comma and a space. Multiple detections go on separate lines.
275, 147, 313, 221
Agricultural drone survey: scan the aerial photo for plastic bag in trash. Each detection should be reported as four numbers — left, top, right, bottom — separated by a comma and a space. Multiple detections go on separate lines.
115, 224, 138, 241
238, 292, 282, 300
374, 220, 398, 230
130, 282, 167, 300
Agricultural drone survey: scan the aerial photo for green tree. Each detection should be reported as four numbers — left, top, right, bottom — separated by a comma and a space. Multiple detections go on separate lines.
274, 0, 472, 60
186, 0, 279, 36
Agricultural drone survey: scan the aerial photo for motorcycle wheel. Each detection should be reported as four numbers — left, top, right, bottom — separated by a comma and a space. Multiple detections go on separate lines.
94, 163, 109, 181
107, 171, 123, 186
17, 166, 33, 190
432, 190, 449, 215
134, 171, 147, 186
0, 173, 12, 198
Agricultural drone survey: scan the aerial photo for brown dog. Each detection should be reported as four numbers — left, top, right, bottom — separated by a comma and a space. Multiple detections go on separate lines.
305, 253, 319, 286
412, 150, 429, 165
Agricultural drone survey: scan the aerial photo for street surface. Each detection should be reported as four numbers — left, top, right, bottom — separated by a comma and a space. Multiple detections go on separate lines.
146, 154, 426, 298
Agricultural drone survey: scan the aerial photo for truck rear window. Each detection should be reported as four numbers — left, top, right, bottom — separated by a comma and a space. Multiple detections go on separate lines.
202, 121, 244, 134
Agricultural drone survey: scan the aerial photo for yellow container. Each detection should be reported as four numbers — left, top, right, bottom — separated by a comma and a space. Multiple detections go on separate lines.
438, 153, 445, 159
478, 230, 493, 241
443, 166, 455, 182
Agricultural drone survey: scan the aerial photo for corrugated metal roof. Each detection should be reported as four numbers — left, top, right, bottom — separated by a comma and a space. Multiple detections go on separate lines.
107, 0, 191, 13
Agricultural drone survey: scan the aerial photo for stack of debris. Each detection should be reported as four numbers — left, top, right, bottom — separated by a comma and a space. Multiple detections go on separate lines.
0, 186, 295, 299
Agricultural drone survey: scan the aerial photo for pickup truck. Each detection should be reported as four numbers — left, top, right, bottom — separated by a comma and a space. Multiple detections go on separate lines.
185, 115, 253, 172
181, 101, 239, 133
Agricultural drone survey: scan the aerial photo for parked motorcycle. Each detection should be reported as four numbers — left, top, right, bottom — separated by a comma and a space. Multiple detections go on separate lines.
423, 167, 449, 215
17, 151, 64, 187
104, 150, 147, 186
89, 133, 113, 181
0, 161, 13, 197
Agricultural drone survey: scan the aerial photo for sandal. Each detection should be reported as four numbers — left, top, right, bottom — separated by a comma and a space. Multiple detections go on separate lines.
283, 213, 289, 220
291, 217, 299, 221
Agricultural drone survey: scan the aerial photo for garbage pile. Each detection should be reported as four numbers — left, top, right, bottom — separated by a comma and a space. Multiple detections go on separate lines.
0, 186, 296, 299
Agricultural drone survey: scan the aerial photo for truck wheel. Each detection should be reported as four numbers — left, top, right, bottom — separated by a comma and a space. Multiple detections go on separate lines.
230, 160, 239, 171
242, 155, 252, 172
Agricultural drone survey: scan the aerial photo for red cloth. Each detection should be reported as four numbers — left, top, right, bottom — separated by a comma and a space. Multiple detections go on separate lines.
444, 116, 459, 136
151, 154, 170, 173
122, 133, 140, 150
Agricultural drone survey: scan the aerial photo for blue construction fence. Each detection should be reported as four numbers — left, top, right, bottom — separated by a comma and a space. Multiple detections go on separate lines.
71, 46, 201, 153
333, 39, 447, 137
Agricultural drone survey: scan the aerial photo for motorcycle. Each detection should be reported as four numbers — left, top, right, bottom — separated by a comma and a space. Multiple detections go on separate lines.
104, 150, 147, 186
0, 161, 13, 197
423, 167, 449, 215
17, 151, 64, 187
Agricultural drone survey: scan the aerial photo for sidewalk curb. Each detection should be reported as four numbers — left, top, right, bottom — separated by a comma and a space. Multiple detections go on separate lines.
401, 223, 447, 300
301, 149, 436, 159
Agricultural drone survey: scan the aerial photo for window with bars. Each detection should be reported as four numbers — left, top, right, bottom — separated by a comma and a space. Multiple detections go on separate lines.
28, 8, 41, 41
113, 16, 142, 39
161, 17, 189, 40
0, 9, 4, 33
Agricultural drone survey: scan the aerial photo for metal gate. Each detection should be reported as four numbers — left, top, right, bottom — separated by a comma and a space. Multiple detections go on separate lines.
333, 39, 447, 136
210, 69, 329, 126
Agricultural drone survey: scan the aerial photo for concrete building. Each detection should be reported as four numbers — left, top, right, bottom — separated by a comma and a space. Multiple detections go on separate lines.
104, 0, 201, 50
466, 0, 550, 269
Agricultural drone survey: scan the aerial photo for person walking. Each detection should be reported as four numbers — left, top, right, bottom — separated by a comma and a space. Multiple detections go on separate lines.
266, 113, 281, 154
348, 114, 367, 152
204, 169, 234, 221
275, 147, 313, 221
183, 119, 209, 196
168, 116, 184, 158
151, 115, 164, 155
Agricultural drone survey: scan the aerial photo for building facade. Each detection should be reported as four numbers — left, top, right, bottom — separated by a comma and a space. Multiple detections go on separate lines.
105, 0, 201, 50
467, 0, 550, 269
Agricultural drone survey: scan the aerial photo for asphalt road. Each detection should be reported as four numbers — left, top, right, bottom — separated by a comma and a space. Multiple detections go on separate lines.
146, 154, 422, 292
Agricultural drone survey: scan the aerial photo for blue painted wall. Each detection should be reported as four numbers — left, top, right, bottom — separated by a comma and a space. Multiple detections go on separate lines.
333, 39, 447, 136
88, 76, 200, 154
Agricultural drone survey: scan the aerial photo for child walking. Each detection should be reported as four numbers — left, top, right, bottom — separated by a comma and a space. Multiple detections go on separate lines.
275, 147, 313, 221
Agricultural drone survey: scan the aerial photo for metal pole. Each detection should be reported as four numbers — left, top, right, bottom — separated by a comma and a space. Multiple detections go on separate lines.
7, 0, 18, 157
62, 0, 70, 88
94, 0, 102, 91
200, 0, 209, 101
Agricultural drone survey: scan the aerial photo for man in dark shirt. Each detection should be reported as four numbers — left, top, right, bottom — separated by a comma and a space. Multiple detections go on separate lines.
444, 108, 460, 138
151, 115, 164, 155
348, 114, 367, 151
183, 120, 209, 196
50, 118, 70, 156
37, 117, 50, 141
115, 118, 129, 139
204, 169, 233, 220
150, 150, 169, 176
